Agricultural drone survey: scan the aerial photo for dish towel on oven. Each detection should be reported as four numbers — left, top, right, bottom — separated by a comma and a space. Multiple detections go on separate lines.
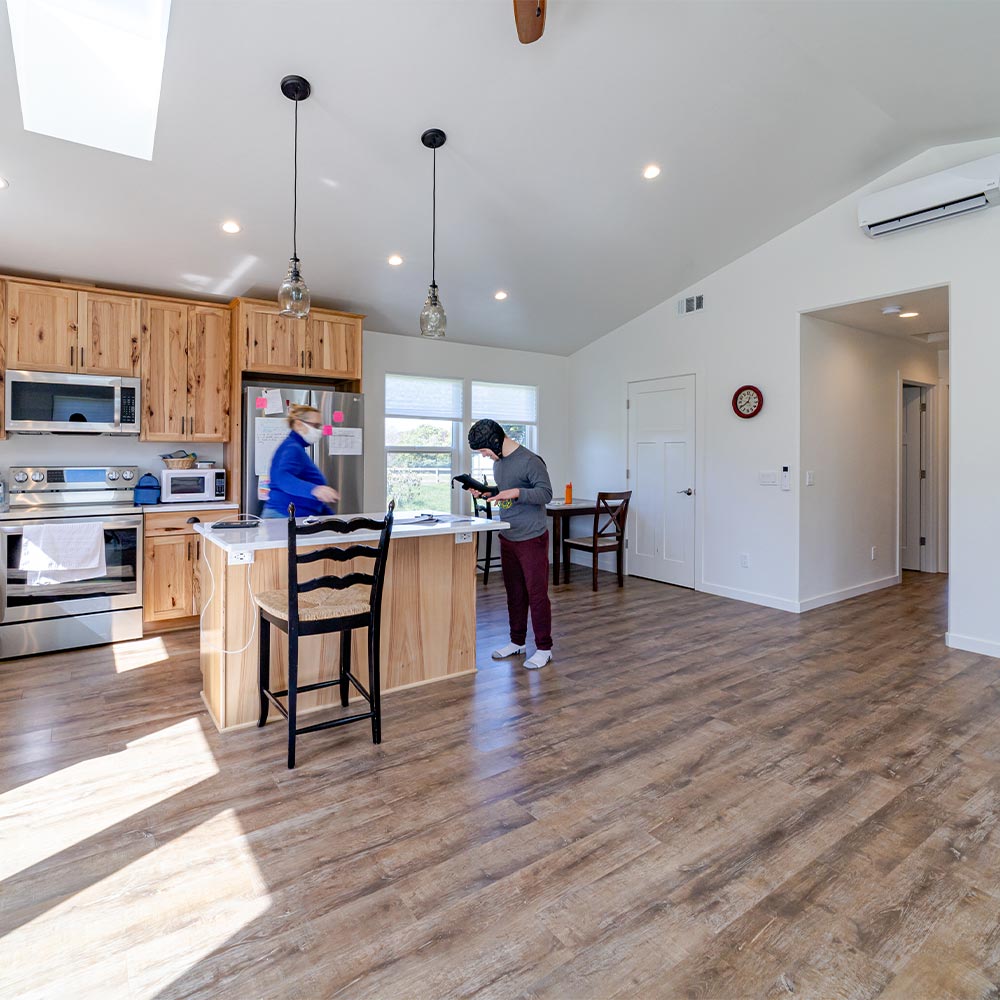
19, 523, 107, 585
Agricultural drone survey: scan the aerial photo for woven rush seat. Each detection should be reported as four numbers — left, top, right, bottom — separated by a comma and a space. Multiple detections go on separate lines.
256, 585, 370, 622
564, 535, 619, 549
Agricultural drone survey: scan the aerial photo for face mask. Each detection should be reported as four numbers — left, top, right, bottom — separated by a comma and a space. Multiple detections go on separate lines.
301, 425, 323, 445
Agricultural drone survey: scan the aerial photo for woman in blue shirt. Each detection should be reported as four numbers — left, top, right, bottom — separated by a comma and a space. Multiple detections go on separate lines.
262, 404, 340, 518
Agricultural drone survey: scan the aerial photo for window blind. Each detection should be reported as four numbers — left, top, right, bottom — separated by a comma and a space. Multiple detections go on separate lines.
471, 381, 538, 424
385, 375, 463, 419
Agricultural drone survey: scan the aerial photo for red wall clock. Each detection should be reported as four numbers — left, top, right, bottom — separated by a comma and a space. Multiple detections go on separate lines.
732, 385, 764, 418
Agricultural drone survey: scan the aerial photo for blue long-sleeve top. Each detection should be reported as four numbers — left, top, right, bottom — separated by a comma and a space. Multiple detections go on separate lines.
264, 430, 329, 518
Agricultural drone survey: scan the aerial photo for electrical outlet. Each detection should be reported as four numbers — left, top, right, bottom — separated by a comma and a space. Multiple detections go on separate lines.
455, 532, 473, 544
228, 549, 255, 565
870, 546, 877, 561
740, 553, 750, 569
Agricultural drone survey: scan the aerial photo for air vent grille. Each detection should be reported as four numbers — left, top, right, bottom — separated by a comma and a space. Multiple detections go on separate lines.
677, 294, 704, 316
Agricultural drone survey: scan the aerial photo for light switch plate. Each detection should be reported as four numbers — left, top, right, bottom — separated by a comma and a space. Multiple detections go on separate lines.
805, 471, 816, 486
758, 471, 778, 486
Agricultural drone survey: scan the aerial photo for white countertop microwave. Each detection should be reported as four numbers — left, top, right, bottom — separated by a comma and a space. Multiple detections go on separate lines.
4, 370, 141, 434
159, 469, 227, 503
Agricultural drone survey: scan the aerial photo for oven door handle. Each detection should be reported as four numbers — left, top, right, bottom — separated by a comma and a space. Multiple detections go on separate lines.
0, 528, 7, 623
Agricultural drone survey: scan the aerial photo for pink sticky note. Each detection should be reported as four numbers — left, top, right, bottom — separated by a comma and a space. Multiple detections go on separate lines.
322, 425, 333, 436
333, 410, 344, 423
255, 397, 267, 409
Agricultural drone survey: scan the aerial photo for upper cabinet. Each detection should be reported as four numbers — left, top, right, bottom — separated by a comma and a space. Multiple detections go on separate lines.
5, 282, 79, 373
234, 298, 362, 381
141, 302, 231, 443
5, 281, 141, 377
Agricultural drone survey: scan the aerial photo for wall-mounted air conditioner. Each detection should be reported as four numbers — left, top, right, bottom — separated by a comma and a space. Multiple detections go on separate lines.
858, 153, 1000, 237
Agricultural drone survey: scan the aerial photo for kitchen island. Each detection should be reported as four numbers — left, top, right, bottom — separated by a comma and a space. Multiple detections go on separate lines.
194, 513, 506, 732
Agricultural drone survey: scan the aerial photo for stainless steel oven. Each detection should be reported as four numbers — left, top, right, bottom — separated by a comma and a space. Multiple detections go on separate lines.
0, 466, 144, 659
4, 369, 141, 435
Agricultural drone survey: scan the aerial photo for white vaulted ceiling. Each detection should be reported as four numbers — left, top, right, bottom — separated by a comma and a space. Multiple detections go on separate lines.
1, 1, 999, 355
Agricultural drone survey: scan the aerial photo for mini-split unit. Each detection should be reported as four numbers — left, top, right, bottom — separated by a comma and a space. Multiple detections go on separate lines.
858, 153, 1000, 237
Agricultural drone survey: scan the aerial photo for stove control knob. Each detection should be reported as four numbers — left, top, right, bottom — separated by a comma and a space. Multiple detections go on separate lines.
13, 472, 28, 483
31, 471, 44, 482
107, 470, 120, 481
121, 470, 135, 481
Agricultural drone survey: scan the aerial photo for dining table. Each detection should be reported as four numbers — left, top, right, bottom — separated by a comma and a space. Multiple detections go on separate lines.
546, 498, 599, 585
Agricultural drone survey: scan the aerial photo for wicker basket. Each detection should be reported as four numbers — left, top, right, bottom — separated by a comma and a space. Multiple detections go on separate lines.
163, 456, 196, 469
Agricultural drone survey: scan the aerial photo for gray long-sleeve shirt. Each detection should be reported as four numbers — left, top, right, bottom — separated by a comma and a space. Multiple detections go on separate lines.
492, 445, 553, 541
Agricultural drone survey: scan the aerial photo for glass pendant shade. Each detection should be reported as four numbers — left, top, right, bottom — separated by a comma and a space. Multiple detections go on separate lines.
278, 257, 310, 318
419, 283, 447, 339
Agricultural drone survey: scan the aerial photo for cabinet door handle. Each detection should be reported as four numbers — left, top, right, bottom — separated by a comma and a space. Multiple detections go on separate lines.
188, 541, 192, 560
181, 415, 185, 435
308, 350, 313, 368
70, 345, 75, 367
301, 349, 305, 368
80, 347, 84, 368
196, 540, 200, 561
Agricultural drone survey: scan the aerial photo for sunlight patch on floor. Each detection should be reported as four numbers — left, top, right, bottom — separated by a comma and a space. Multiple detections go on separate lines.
111, 635, 169, 673
2, 809, 269, 1000
0, 718, 217, 880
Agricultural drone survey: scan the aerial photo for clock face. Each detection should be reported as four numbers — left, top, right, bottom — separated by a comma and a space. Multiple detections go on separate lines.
733, 385, 763, 419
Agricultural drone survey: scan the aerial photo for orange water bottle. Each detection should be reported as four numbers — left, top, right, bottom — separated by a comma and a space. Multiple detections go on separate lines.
564, 482, 573, 505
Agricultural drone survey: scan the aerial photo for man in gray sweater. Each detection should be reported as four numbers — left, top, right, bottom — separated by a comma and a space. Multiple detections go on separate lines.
468, 419, 553, 669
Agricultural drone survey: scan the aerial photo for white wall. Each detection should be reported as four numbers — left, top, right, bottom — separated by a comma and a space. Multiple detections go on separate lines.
570, 137, 1000, 655
361, 330, 571, 512
799, 316, 939, 609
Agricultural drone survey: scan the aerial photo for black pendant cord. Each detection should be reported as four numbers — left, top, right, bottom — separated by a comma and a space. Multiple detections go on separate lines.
292, 98, 299, 263
431, 146, 437, 288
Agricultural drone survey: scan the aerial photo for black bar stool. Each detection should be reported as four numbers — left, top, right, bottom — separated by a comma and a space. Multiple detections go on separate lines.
256, 501, 395, 768
472, 496, 501, 586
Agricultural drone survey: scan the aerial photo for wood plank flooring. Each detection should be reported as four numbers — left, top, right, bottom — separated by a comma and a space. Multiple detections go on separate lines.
2, 570, 1000, 998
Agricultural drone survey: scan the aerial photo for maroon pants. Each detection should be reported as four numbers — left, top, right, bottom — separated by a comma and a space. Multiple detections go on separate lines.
499, 531, 553, 651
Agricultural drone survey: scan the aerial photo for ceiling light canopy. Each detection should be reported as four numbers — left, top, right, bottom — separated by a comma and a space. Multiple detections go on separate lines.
6, 0, 171, 160
0, 178, 8, 190
643, 164, 661, 180
221, 220, 241, 234
277, 74, 311, 319
387, 254, 403, 266
881, 305, 902, 315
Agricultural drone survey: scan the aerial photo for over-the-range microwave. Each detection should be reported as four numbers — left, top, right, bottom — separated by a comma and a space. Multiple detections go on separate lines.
159, 469, 227, 503
4, 370, 141, 435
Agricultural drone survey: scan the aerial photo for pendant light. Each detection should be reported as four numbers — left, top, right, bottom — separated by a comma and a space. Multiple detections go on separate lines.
278, 75, 311, 318
419, 128, 447, 339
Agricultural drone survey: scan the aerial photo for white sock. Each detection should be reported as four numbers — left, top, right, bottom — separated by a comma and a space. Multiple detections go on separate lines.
524, 650, 553, 670
492, 643, 526, 660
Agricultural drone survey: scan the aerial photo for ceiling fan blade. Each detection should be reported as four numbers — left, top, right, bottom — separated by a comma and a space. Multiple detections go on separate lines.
513, 0, 546, 44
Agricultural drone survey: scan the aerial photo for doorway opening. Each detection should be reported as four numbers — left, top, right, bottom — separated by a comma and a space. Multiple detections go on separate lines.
799, 285, 949, 611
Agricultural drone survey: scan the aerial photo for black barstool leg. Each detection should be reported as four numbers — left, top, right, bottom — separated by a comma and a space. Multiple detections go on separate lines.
369, 627, 382, 745
287, 630, 299, 769
340, 629, 351, 707
257, 612, 270, 728
483, 530, 492, 587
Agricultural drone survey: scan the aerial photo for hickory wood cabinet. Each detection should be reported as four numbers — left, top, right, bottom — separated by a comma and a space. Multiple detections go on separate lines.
143, 507, 235, 627
234, 299, 362, 381
4, 281, 141, 376
141, 301, 231, 442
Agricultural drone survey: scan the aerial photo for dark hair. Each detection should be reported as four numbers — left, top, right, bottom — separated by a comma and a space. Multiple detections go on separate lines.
468, 419, 505, 456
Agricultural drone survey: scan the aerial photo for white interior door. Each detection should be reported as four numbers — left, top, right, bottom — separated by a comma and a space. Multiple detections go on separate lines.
627, 375, 696, 587
901, 384, 923, 571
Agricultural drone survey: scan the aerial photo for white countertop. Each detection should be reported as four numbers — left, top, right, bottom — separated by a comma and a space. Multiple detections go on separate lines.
195, 511, 507, 553
139, 501, 239, 514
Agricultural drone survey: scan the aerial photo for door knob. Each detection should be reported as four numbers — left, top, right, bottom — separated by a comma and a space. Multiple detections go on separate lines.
677, 488, 694, 496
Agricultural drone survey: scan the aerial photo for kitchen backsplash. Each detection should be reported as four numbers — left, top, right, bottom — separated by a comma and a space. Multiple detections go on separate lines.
0, 437, 224, 475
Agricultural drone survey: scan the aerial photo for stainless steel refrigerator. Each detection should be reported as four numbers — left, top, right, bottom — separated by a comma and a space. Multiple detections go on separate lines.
241, 379, 364, 516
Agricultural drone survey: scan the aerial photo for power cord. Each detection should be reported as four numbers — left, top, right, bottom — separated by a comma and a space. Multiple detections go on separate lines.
199, 513, 264, 655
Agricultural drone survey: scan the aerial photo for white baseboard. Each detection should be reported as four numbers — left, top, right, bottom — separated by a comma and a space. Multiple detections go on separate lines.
798, 575, 900, 613
946, 632, 1000, 659
698, 581, 800, 614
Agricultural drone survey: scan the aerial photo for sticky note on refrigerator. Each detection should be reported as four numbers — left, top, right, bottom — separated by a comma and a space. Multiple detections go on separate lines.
255, 397, 267, 409
262, 388, 284, 415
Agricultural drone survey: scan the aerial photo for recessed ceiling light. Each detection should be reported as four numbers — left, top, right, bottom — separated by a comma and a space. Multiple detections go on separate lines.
642, 164, 661, 180
899, 311, 919, 318
881, 305, 902, 316
221, 220, 241, 234
494, 290, 508, 301
387, 254, 403, 266
0, 177, 8, 190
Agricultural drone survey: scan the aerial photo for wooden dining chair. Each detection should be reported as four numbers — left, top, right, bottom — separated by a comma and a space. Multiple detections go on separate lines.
562, 491, 632, 591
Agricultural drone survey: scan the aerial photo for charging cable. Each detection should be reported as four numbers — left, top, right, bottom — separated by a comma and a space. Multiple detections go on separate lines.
199, 513, 264, 655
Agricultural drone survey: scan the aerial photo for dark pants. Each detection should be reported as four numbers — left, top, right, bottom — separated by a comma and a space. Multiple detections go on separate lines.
500, 531, 553, 651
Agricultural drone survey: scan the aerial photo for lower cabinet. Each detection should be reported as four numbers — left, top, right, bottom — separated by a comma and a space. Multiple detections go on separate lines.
143, 508, 235, 628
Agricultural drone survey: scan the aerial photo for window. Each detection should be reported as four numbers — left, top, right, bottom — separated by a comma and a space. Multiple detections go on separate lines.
385, 375, 462, 512
470, 381, 539, 484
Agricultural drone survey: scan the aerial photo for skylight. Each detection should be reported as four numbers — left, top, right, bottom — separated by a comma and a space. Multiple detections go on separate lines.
6, 0, 172, 160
